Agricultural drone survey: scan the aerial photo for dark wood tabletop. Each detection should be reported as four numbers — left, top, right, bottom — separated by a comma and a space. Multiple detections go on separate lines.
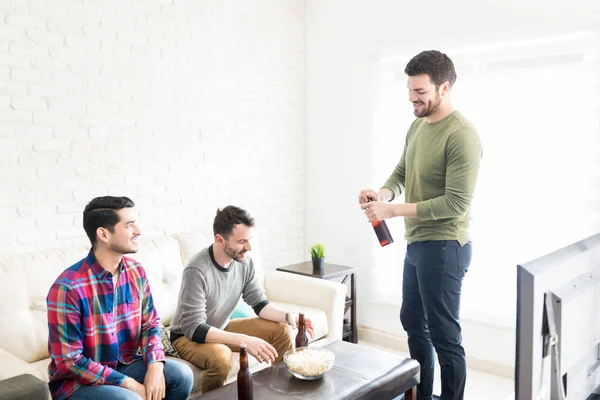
191, 340, 420, 400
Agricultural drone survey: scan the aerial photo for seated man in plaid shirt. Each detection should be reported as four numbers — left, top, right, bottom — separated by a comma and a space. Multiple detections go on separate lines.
46, 196, 193, 400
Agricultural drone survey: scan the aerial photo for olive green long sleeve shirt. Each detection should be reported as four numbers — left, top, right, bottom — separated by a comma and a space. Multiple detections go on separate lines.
382, 111, 482, 246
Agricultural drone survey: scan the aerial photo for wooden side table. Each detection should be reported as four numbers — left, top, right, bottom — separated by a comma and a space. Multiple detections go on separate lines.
276, 261, 357, 344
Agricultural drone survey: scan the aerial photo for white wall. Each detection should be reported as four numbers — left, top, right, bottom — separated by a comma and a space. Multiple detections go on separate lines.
0, 0, 305, 269
305, 0, 600, 370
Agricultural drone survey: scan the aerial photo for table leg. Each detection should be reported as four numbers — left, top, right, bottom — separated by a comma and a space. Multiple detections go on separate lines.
405, 386, 417, 400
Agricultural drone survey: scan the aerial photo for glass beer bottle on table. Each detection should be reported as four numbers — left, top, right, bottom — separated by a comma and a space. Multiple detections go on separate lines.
237, 345, 254, 400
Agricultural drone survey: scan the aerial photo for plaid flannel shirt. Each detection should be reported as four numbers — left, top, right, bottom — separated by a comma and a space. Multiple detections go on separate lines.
46, 250, 165, 400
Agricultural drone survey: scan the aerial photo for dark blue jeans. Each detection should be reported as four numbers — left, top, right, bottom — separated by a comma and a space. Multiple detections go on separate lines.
400, 240, 472, 400
68, 359, 194, 400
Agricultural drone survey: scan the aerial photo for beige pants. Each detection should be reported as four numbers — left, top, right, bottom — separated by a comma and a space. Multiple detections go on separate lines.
172, 317, 292, 393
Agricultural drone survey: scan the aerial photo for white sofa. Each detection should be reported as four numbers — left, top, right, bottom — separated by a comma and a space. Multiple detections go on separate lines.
0, 232, 348, 398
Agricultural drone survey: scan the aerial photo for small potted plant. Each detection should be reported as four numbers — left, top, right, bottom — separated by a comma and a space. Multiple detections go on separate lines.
310, 243, 325, 272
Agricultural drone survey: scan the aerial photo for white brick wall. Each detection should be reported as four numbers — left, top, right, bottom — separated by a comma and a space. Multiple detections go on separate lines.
0, 0, 306, 269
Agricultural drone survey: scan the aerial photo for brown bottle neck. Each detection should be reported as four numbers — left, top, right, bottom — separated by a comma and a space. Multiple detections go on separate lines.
240, 346, 249, 369
298, 313, 305, 331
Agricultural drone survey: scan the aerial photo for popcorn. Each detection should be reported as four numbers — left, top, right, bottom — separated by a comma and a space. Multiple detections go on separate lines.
284, 348, 335, 377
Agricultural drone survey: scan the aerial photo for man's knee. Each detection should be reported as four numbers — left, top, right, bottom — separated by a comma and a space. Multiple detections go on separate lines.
400, 306, 418, 332
207, 344, 233, 378
430, 328, 463, 348
125, 391, 144, 400
272, 322, 293, 363
70, 385, 144, 400
116, 390, 144, 400
273, 321, 292, 343
275, 321, 291, 337
197, 344, 233, 392
428, 318, 464, 352
164, 359, 194, 393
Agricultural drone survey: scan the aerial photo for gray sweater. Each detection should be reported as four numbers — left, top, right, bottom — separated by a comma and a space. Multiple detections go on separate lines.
169, 245, 269, 344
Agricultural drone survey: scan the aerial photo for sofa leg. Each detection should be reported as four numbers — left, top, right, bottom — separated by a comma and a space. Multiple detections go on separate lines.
404, 386, 417, 400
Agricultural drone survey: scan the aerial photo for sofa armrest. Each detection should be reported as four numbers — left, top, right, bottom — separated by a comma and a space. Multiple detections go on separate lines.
0, 374, 49, 400
263, 270, 347, 342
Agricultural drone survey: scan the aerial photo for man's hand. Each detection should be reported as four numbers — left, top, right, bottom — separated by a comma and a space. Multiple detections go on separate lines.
361, 201, 396, 223
358, 188, 379, 204
242, 336, 278, 364
287, 312, 315, 339
143, 362, 166, 400
121, 376, 147, 400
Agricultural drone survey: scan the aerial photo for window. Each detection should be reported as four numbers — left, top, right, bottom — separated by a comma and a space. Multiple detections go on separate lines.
370, 27, 600, 324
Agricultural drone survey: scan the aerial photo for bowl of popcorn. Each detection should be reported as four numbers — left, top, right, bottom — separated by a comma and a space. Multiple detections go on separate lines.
283, 347, 335, 380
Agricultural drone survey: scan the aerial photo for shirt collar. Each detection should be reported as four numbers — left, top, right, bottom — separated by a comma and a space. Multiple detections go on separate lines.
209, 244, 233, 273
86, 249, 125, 279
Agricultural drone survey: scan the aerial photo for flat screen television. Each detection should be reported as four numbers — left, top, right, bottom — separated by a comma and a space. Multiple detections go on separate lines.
516, 232, 600, 399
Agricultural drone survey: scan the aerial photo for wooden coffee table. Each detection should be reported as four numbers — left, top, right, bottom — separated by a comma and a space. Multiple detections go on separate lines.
192, 340, 419, 399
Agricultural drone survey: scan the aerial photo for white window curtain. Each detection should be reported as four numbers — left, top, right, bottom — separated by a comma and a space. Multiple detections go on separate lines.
370, 26, 600, 323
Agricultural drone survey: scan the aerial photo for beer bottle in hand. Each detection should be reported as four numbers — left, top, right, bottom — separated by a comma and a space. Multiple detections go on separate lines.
367, 197, 393, 247
372, 220, 393, 247
295, 313, 309, 348
237, 345, 254, 400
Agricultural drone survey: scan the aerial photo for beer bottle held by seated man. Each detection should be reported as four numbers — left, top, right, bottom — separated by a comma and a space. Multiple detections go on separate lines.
296, 312, 309, 348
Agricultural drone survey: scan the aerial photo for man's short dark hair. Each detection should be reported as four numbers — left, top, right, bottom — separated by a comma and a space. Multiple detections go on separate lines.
213, 206, 255, 239
83, 196, 135, 248
405, 50, 457, 88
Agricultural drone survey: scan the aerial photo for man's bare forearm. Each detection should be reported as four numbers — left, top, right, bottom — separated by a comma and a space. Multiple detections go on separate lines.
378, 188, 395, 202
258, 303, 287, 323
205, 327, 246, 346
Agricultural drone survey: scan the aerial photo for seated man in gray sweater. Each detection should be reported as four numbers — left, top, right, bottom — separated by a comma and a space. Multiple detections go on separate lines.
169, 205, 314, 393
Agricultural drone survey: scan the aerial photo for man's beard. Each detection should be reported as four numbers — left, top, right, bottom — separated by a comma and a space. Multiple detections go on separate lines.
110, 240, 137, 255
413, 94, 442, 118
224, 245, 246, 261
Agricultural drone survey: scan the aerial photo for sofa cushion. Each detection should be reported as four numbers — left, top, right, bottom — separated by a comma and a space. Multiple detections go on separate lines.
159, 324, 180, 358
230, 302, 255, 320
0, 349, 46, 382
29, 359, 50, 383
127, 236, 184, 326
0, 246, 88, 364
171, 232, 213, 267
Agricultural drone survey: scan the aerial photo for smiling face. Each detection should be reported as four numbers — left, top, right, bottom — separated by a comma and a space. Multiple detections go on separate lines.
218, 224, 252, 262
407, 74, 449, 118
102, 207, 141, 255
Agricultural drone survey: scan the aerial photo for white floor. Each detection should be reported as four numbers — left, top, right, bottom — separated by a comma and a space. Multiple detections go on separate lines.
358, 340, 514, 400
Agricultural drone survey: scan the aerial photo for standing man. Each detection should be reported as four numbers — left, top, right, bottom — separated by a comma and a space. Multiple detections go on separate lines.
358, 50, 482, 400
46, 196, 193, 400
169, 205, 314, 394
